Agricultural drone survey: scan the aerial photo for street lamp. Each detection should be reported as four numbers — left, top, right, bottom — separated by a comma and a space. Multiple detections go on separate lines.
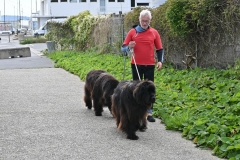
31, 0, 33, 35
19, 0, 21, 29
4, 0, 5, 31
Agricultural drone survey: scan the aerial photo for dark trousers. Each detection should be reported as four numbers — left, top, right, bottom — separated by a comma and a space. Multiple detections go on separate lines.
131, 64, 155, 82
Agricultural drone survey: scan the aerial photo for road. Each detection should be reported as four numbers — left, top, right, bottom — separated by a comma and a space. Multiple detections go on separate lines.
0, 35, 223, 160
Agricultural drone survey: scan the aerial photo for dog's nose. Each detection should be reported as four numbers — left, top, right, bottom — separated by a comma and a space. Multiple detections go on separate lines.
151, 96, 156, 103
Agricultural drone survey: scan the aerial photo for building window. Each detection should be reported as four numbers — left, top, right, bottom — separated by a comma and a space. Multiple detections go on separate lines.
109, 0, 115, 2
61, 0, 67, 2
90, 0, 97, 2
117, 0, 124, 2
70, 0, 77, 2
51, 0, 58, 2
137, 3, 149, 6
79, 0, 86, 2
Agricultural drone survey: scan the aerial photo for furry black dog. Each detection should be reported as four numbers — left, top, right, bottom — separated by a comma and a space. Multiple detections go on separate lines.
111, 80, 156, 140
84, 70, 119, 116
84, 70, 106, 109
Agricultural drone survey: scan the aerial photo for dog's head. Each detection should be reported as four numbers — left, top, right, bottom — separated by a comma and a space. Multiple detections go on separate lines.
133, 80, 156, 106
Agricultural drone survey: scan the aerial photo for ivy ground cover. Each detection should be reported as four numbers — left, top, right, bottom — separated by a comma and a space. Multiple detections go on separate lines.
47, 51, 240, 160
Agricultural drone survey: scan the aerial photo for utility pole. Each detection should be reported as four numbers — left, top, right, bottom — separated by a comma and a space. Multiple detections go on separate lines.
36, 0, 37, 13
31, 0, 32, 35
19, 0, 21, 29
4, 0, 5, 31
14, 6, 15, 24
17, 1, 18, 35
21, 9, 23, 29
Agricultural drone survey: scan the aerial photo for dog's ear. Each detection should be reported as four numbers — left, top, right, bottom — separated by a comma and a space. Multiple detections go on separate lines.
133, 81, 148, 102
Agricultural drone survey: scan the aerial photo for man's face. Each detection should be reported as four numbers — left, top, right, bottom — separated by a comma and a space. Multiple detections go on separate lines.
139, 15, 151, 29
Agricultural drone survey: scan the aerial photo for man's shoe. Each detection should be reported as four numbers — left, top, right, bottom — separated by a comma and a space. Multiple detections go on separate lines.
147, 116, 155, 122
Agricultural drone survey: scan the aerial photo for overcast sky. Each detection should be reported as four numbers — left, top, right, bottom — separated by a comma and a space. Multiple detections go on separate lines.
0, 0, 38, 17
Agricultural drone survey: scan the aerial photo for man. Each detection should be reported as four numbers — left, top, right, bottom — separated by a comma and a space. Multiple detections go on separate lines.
121, 9, 164, 122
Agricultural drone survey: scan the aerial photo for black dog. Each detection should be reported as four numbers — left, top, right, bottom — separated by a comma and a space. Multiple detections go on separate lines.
111, 80, 156, 140
84, 70, 119, 116
84, 70, 106, 109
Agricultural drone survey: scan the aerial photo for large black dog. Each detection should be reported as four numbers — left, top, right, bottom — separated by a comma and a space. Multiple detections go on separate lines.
84, 70, 119, 116
111, 80, 156, 140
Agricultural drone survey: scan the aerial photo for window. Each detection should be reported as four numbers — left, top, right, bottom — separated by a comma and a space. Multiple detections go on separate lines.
109, 0, 115, 2
90, 0, 97, 2
61, 0, 67, 2
79, 0, 86, 2
117, 0, 124, 2
131, 0, 135, 7
51, 0, 58, 2
137, 3, 149, 6
70, 0, 77, 2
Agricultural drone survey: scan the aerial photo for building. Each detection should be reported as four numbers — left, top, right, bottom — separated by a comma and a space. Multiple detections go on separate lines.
33, 0, 166, 29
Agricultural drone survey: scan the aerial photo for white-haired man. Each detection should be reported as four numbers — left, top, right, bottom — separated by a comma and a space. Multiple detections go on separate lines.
121, 9, 164, 122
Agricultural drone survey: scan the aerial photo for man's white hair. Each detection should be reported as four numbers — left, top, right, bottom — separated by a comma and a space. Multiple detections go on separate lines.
139, 9, 152, 19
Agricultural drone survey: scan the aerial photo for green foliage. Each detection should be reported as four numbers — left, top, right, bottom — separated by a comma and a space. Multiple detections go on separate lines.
20, 36, 48, 44
46, 11, 113, 53
45, 19, 75, 51
163, 0, 240, 38
47, 51, 132, 81
154, 66, 240, 159
166, 0, 191, 37
47, 51, 240, 159
226, 59, 240, 80
151, 4, 170, 34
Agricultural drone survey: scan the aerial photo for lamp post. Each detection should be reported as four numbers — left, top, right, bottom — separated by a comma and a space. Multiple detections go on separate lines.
31, 0, 33, 35
4, 0, 5, 31
21, 9, 23, 29
16, 1, 18, 35
19, 0, 21, 29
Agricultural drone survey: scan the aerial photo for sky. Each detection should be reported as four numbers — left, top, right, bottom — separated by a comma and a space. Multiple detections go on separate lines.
0, 0, 38, 17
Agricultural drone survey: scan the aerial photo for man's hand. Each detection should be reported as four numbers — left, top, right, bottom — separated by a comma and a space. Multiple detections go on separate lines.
157, 62, 162, 71
129, 41, 136, 49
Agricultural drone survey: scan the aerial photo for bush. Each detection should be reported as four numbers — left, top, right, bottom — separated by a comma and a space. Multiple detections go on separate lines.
20, 36, 48, 44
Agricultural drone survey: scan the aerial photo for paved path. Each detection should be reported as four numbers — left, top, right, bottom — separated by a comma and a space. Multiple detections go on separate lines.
0, 35, 53, 69
0, 35, 223, 160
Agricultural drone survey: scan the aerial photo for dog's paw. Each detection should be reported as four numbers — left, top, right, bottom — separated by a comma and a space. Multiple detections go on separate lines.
127, 135, 139, 140
95, 112, 102, 116
139, 126, 147, 132
87, 106, 92, 109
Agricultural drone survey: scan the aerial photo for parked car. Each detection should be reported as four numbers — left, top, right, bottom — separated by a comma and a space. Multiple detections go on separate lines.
34, 18, 66, 36
0, 30, 12, 35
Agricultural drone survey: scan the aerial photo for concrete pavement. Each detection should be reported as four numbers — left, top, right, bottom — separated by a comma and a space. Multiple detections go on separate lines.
0, 35, 223, 160
0, 35, 54, 69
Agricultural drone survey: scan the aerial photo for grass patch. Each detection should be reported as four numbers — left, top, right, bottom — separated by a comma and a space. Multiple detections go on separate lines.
47, 51, 240, 160
20, 36, 48, 44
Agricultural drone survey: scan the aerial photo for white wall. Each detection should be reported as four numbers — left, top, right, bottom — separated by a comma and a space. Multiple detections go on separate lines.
46, 1, 131, 16
39, 0, 167, 17
36, 0, 167, 27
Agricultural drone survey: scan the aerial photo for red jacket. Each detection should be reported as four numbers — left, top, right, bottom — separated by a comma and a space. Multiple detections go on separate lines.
123, 27, 163, 65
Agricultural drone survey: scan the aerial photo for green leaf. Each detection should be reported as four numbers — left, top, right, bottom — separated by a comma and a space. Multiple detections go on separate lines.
235, 144, 240, 150
220, 137, 233, 144
206, 134, 216, 144
219, 144, 228, 152
227, 146, 235, 151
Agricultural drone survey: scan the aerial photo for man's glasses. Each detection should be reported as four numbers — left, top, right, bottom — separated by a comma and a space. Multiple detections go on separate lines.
141, 19, 150, 23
